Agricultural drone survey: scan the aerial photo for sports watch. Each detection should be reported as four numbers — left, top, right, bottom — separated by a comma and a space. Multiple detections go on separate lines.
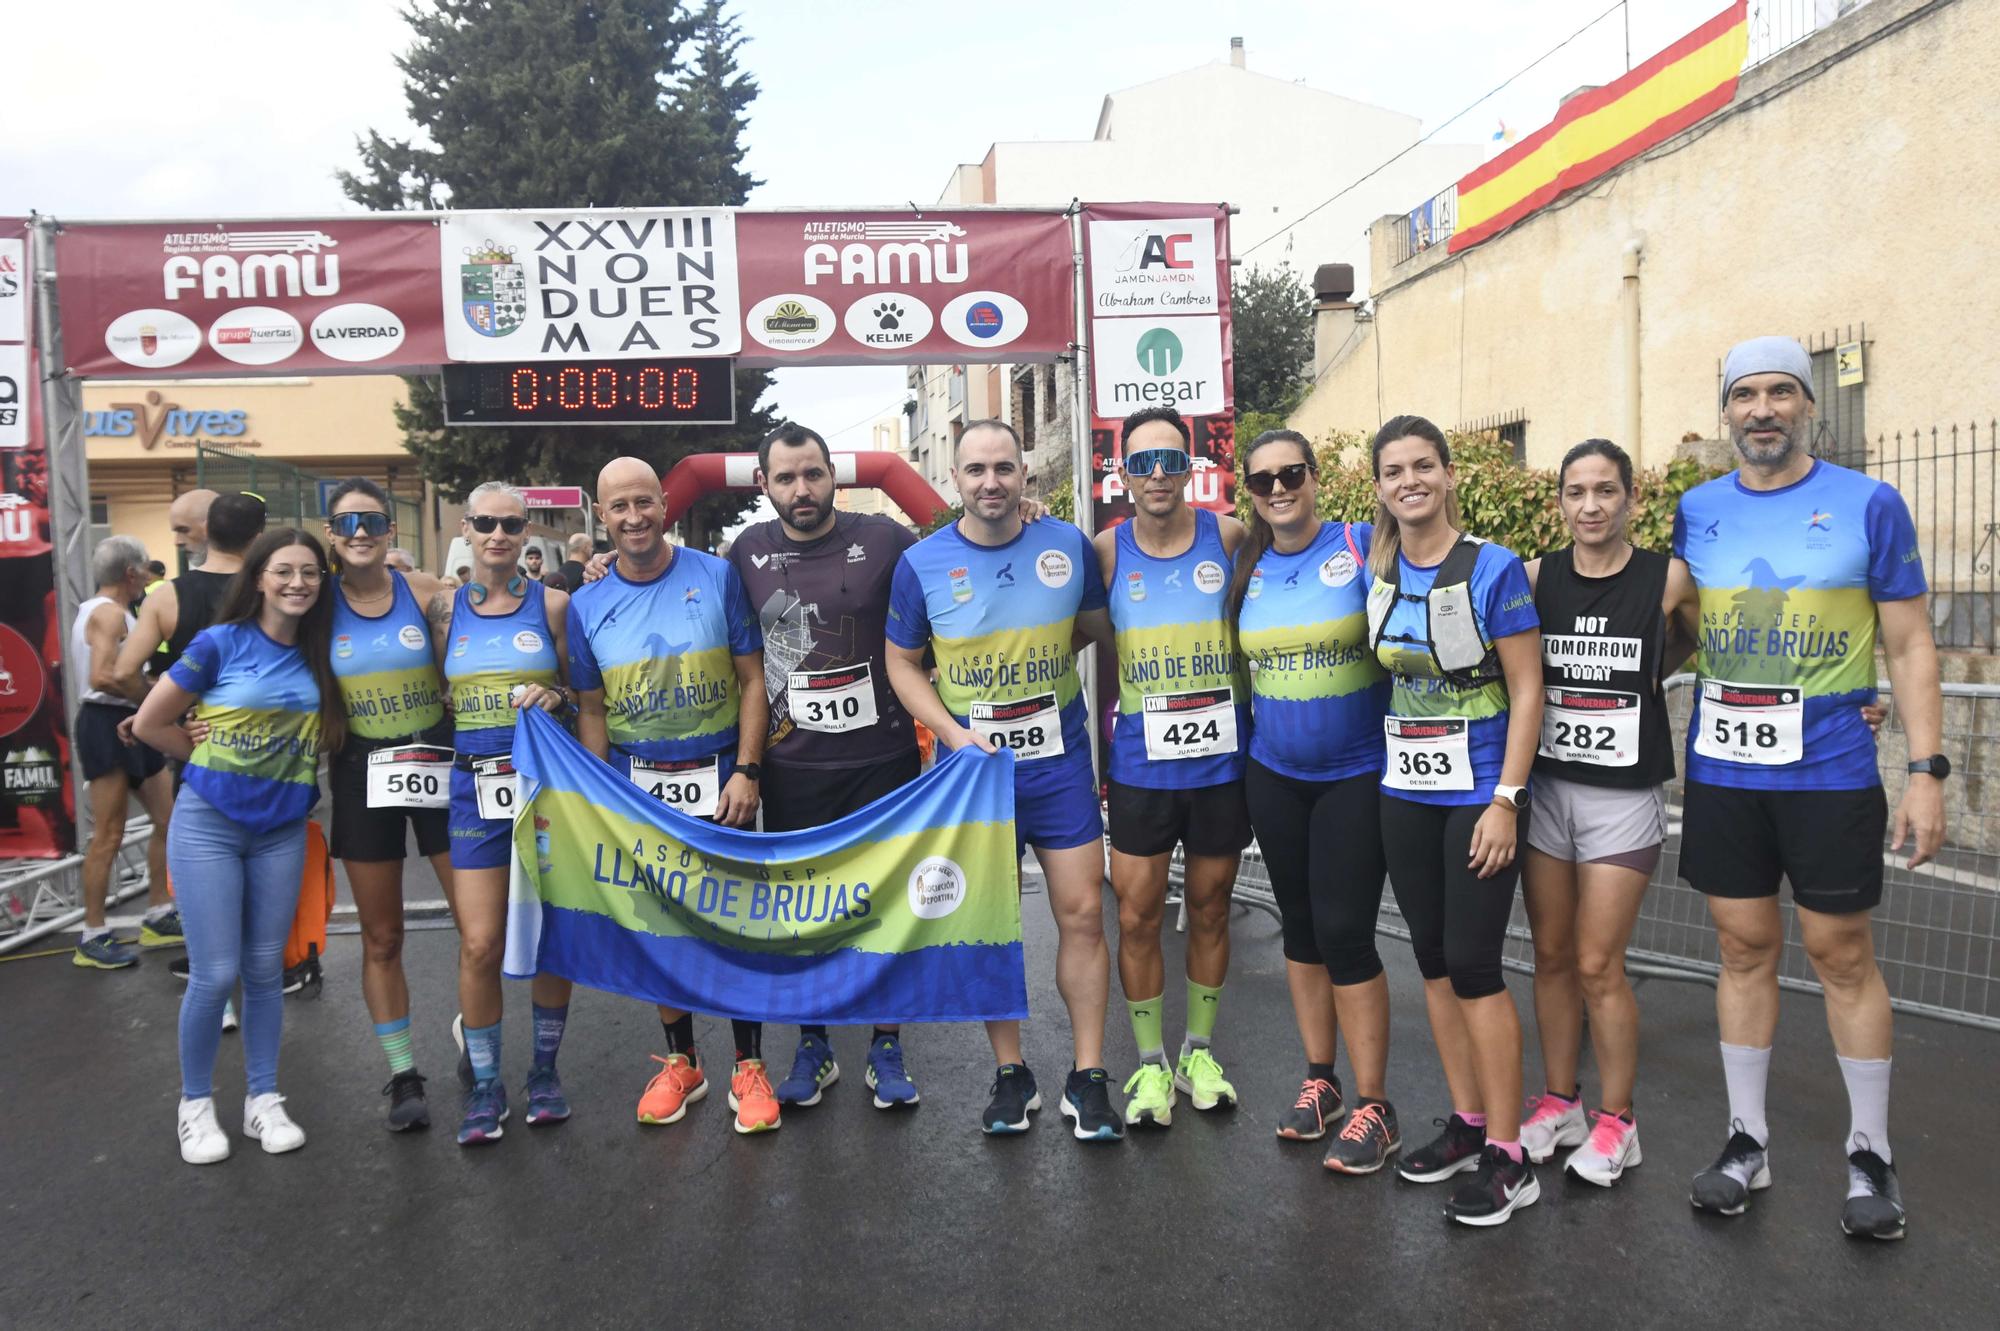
1492, 783, 1529, 811
1907, 754, 1951, 779
736, 762, 762, 783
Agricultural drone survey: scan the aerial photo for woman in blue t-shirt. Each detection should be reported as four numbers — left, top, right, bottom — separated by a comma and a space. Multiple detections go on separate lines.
1365, 415, 1544, 1226
134, 528, 347, 1166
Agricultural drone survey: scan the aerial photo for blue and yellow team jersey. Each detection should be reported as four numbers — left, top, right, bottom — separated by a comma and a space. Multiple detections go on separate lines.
1107, 509, 1249, 789
566, 549, 761, 762
887, 519, 1105, 778
1372, 541, 1538, 805
330, 572, 446, 741
1236, 521, 1391, 782
443, 580, 560, 757
1673, 459, 1925, 790
168, 622, 322, 831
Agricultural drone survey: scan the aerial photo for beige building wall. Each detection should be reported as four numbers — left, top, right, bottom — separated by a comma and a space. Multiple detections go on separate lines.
1291, 0, 1998, 469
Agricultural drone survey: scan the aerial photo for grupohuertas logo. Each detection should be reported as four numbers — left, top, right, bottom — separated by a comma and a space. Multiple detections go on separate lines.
1135, 327, 1183, 377
461, 242, 526, 339
907, 855, 967, 920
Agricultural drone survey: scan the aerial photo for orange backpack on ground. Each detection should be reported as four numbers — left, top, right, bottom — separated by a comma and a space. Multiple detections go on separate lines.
284, 821, 336, 995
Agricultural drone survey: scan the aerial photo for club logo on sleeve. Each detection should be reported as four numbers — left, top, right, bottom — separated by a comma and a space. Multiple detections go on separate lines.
907, 856, 966, 919
399, 624, 428, 651
1193, 560, 1226, 594
452, 635, 470, 658
334, 634, 353, 660
1125, 571, 1146, 602
513, 630, 544, 654
1246, 568, 1264, 600
950, 566, 974, 603
1035, 550, 1073, 588
1320, 550, 1359, 588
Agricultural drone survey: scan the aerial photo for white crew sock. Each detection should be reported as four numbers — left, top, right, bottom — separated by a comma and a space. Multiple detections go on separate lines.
1837, 1055, 1892, 1164
1719, 1042, 1772, 1147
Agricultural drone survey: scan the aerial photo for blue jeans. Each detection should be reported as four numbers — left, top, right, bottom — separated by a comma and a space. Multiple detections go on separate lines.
169, 787, 307, 1099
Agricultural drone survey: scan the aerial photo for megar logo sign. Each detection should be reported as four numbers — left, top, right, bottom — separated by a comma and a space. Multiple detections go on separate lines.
1092, 316, 1224, 414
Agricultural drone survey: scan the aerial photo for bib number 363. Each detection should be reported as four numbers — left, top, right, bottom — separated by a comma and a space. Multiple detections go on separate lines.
471, 755, 520, 821
1383, 716, 1473, 792
366, 744, 452, 809
970, 694, 1064, 761
1694, 679, 1804, 765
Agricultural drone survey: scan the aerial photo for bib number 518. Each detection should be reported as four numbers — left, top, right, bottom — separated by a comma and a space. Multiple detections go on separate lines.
1712, 717, 1781, 751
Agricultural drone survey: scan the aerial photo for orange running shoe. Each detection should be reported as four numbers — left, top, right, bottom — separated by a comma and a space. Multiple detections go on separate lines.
729, 1058, 782, 1135
637, 1053, 708, 1125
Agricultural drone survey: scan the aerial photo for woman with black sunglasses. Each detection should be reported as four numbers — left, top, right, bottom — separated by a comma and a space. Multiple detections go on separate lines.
1226, 430, 1399, 1174
428, 482, 577, 1147
323, 478, 455, 1131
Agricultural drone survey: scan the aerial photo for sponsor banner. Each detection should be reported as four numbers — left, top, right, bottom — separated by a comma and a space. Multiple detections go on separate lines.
0, 343, 24, 451
1084, 216, 1219, 317
1090, 413, 1238, 526
0, 236, 24, 341
441, 210, 741, 361
502, 707, 1028, 1023
1091, 314, 1227, 416
733, 210, 1073, 365
519, 485, 587, 510
55, 219, 445, 377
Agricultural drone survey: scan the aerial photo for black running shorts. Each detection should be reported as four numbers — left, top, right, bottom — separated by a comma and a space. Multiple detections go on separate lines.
1678, 780, 1887, 915
1106, 778, 1253, 859
329, 742, 451, 863
76, 700, 166, 787
760, 750, 923, 834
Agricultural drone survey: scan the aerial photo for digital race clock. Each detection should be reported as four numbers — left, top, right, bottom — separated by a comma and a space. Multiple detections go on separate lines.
441, 359, 736, 426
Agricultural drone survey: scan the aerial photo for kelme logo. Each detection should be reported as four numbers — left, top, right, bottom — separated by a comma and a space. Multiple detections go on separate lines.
1135, 327, 1183, 376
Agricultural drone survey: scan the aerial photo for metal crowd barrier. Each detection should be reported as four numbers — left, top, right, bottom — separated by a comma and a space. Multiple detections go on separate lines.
0, 818, 156, 954
1168, 677, 2000, 1033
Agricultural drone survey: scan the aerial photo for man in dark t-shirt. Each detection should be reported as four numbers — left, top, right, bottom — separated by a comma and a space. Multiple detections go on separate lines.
728, 424, 924, 1112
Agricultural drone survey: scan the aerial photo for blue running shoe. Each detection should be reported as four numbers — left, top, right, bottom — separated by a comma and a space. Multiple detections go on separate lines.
775, 1034, 840, 1106
982, 1064, 1041, 1135
1060, 1068, 1125, 1142
457, 1081, 509, 1146
139, 908, 184, 949
73, 932, 138, 970
865, 1035, 920, 1109
523, 1067, 571, 1126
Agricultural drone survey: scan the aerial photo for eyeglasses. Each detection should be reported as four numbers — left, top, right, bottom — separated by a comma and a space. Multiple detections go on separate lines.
1124, 448, 1191, 478
330, 511, 393, 538
468, 515, 528, 535
1245, 463, 1316, 497
265, 565, 324, 584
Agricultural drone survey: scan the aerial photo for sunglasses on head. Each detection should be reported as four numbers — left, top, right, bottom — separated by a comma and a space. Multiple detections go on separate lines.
1124, 447, 1191, 478
469, 515, 528, 535
330, 511, 392, 538
1244, 462, 1316, 497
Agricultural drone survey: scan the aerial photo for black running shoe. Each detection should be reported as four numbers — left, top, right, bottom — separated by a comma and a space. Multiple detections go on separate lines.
1276, 1074, 1345, 1141
1444, 1145, 1542, 1227
1690, 1121, 1770, 1216
1841, 1144, 1905, 1241
981, 1064, 1041, 1135
1060, 1068, 1125, 1143
170, 955, 190, 982
1324, 1099, 1402, 1174
283, 950, 322, 999
1397, 1113, 1486, 1183
383, 1070, 430, 1132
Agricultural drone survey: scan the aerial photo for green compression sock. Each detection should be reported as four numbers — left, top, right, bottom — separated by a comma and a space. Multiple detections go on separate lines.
1127, 994, 1166, 1066
1185, 980, 1224, 1049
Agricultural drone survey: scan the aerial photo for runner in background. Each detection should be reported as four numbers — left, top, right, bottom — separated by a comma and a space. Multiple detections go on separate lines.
1093, 406, 1252, 1129
557, 533, 592, 592
323, 478, 455, 1132
1672, 336, 1944, 1240
886, 420, 1124, 1142
70, 537, 177, 969
429, 482, 577, 1146
567, 458, 776, 1135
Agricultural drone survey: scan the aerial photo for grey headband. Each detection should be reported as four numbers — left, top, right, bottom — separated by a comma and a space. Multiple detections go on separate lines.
1721, 336, 1814, 406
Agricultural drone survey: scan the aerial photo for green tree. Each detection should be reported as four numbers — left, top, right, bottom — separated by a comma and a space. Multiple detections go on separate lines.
339, 0, 776, 534
1230, 260, 1313, 420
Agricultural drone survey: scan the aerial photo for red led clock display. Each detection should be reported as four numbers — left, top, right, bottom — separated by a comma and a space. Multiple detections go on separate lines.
442, 359, 736, 426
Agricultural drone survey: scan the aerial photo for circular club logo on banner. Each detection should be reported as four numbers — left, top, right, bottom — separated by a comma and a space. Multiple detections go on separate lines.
1320, 550, 1359, 588
746, 293, 836, 351
208, 306, 303, 366
104, 308, 201, 369
907, 855, 967, 920
842, 293, 933, 350
0, 623, 47, 739
940, 291, 1029, 350
1193, 560, 1227, 594
311, 303, 407, 363
1035, 550, 1073, 588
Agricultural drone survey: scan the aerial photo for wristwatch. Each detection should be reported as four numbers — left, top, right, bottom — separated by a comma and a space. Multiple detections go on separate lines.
1908, 754, 1951, 779
1492, 783, 1529, 811
736, 762, 762, 783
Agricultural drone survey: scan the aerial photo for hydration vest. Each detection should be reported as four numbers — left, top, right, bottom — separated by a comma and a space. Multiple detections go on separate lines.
1365, 535, 1502, 690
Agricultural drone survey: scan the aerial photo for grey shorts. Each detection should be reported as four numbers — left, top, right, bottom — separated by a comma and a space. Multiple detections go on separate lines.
1525, 775, 1666, 869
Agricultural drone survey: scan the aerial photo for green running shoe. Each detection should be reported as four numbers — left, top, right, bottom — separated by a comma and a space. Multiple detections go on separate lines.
1174, 1047, 1237, 1112
1122, 1061, 1175, 1128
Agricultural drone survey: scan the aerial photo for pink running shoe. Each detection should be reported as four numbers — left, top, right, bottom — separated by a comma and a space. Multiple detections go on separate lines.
1520, 1091, 1588, 1164
1565, 1110, 1642, 1186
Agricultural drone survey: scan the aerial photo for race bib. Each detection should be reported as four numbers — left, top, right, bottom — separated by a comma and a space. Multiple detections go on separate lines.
1141, 687, 1239, 761
471, 755, 520, 821
1383, 716, 1473, 792
630, 755, 720, 817
970, 694, 1064, 761
365, 744, 452, 809
788, 664, 878, 734
1539, 686, 1642, 768
1694, 679, 1804, 765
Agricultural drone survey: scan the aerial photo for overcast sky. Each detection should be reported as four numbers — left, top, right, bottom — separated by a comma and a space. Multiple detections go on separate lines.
3, 0, 1725, 450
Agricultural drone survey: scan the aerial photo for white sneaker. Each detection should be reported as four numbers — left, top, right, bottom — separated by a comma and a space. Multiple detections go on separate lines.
243, 1092, 307, 1154
178, 1097, 231, 1165
1564, 1110, 1643, 1186
1520, 1091, 1589, 1164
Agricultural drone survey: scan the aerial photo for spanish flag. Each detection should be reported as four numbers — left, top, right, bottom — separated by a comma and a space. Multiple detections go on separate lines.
1450, 1, 1749, 254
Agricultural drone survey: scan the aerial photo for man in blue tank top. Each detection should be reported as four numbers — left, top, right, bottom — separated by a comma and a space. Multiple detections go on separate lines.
1670, 336, 1946, 1240
1091, 406, 1252, 1130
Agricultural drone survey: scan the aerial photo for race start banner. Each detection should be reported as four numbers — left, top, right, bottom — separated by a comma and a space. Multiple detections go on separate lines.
502, 707, 1028, 1024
